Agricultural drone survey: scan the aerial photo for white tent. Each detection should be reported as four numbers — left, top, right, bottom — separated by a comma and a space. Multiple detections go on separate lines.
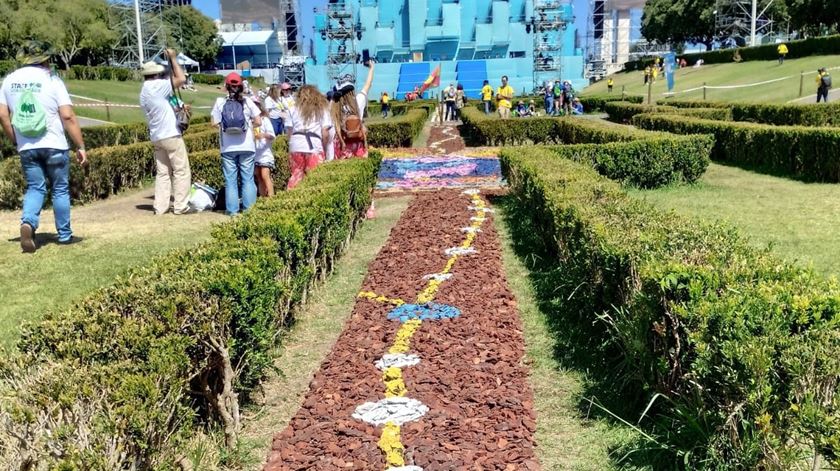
176, 53, 199, 68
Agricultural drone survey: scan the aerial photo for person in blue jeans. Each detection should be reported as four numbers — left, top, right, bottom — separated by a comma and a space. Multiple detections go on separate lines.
211, 72, 262, 215
0, 41, 88, 253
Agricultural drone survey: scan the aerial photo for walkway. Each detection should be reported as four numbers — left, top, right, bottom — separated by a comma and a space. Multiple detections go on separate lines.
263, 122, 538, 470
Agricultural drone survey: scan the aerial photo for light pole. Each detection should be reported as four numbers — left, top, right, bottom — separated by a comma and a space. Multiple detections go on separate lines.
750, 0, 758, 46
134, 0, 145, 63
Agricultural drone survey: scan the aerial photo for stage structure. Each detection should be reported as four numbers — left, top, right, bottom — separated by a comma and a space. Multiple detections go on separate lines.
110, 0, 167, 68
585, 0, 665, 79
714, 0, 775, 47
531, 0, 572, 91
318, 1, 360, 84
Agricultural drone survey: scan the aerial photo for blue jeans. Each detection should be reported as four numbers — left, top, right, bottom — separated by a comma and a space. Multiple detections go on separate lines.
19, 148, 72, 241
483, 100, 491, 114
270, 118, 284, 136
544, 96, 553, 115
221, 151, 257, 215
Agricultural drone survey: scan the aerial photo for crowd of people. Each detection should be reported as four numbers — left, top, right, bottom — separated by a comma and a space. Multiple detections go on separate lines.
0, 44, 378, 253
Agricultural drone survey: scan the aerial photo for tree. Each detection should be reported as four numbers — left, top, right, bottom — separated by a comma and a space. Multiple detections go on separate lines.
162, 6, 222, 69
642, 0, 716, 50
786, 0, 840, 35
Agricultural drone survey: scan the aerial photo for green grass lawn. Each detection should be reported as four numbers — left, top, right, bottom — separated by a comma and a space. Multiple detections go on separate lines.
582, 55, 840, 103
67, 79, 227, 124
0, 186, 226, 352
628, 163, 840, 277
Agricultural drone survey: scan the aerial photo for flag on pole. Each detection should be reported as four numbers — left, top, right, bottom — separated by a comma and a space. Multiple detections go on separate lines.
418, 65, 441, 94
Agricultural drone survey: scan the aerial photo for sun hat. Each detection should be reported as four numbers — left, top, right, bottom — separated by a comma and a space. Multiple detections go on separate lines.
225, 72, 243, 86
280, 82, 292, 90
139, 61, 166, 76
17, 40, 54, 66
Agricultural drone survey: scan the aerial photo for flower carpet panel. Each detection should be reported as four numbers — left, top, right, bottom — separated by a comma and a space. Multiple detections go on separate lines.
376, 156, 505, 192
264, 190, 538, 471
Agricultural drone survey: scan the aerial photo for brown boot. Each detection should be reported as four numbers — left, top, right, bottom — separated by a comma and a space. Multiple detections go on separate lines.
20, 223, 36, 253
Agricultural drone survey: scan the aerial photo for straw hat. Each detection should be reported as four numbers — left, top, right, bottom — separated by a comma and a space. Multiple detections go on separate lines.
16, 40, 53, 66
140, 61, 165, 76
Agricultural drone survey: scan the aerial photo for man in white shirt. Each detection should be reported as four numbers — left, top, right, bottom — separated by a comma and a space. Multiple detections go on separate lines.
211, 73, 262, 215
0, 41, 87, 253
139, 49, 192, 215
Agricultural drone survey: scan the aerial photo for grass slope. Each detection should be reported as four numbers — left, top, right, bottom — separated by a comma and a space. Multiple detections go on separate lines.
67, 79, 226, 124
628, 163, 840, 276
0, 186, 226, 351
583, 55, 840, 103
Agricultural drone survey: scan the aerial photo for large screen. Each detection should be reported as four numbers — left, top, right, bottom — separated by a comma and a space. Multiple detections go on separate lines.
220, 0, 279, 27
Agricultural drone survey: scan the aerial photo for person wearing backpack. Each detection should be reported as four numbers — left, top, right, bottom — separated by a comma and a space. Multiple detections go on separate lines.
0, 41, 87, 253
211, 72, 262, 215
817, 68, 832, 103
286, 85, 330, 189
139, 49, 193, 216
330, 61, 375, 160
454, 84, 466, 121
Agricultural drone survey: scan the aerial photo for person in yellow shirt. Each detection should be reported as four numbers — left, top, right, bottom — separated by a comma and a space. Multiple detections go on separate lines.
380, 92, 390, 118
777, 43, 789, 64
481, 80, 494, 114
607, 78, 614, 93
496, 75, 514, 119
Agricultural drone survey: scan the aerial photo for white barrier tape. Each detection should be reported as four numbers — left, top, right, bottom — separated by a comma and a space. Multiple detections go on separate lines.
69, 93, 105, 103
74, 103, 141, 108
663, 65, 840, 97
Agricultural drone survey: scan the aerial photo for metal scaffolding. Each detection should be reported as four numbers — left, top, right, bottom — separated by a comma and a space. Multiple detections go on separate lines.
319, 1, 360, 83
584, 0, 661, 80
110, 0, 167, 68
531, 0, 569, 92
714, 0, 775, 47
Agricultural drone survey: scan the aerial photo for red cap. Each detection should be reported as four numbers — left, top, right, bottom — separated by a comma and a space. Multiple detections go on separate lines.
280, 82, 292, 90
225, 72, 242, 86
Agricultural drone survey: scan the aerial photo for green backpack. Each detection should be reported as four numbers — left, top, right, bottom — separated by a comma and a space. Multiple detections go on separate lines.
11, 88, 47, 138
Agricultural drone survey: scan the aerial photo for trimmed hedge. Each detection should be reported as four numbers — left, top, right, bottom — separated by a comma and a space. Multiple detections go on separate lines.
577, 93, 644, 112
190, 137, 291, 190
633, 112, 840, 182
366, 107, 430, 147
190, 73, 224, 85
658, 99, 840, 126
0, 130, 222, 209
543, 134, 712, 187
605, 101, 733, 123
626, 34, 840, 69
0, 155, 381, 469
67, 65, 137, 81
460, 106, 655, 146
501, 148, 840, 469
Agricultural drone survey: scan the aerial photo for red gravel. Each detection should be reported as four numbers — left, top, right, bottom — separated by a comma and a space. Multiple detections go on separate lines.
264, 191, 538, 470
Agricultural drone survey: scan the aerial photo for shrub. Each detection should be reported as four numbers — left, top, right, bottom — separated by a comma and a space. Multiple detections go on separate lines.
655, 99, 732, 109
605, 101, 733, 123
500, 148, 840, 469
191, 136, 291, 190
0, 154, 381, 469
543, 134, 712, 187
659, 99, 840, 126
460, 106, 655, 146
633, 112, 840, 182
68, 65, 138, 81
366, 107, 430, 147
0, 130, 221, 209
190, 73, 224, 85
578, 93, 644, 112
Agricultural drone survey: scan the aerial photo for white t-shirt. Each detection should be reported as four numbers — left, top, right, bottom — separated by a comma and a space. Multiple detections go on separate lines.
263, 96, 282, 120
0, 66, 72, 152
287, 107, 330, 154
139, 78, 180, 143
324, 113, 336, 161
255, 119, 275, 164
355, 92, 367, 118
211, 96, 261, 154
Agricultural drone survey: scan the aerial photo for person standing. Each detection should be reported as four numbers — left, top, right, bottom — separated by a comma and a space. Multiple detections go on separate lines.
817, 68, 832, 103
331, 60, 375, 160
211, 72, 262, 215
552, 80, 563, 116
496, 75, 514, 119
777, 43, 789, 65
543, 81, 554, 116
380, 92, 390, 118
139, 49, 192, 216
263, 84, 285, 135
253, 99, 276, 197
454, 84, 466, 121
287, 85, 330, 189
481, 80, 494, 114
0, 41, 87, 253
443, 83, 456, 121
644, 65, 651, 85
607, 77, 614, 93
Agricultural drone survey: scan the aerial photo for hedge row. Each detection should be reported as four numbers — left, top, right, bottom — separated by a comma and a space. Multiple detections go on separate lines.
543, 135, 712, 187
633, 112, 840, 182
500, 148, 840, 469
0, 155, 380, 469
626, 34, 840, 69
189, 136, 291, 190
658, 99, 840, 126
605, 101, 733, 123
0, 129, 222, 209
190, 73, 224, 85
577, 93, 644, 112
366, 107, 430, 147
67, 65, 137, 81
460, 106, 655, 146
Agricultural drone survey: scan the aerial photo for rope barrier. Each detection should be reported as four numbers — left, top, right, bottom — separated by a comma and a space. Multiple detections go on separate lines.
662, 65, 840, 98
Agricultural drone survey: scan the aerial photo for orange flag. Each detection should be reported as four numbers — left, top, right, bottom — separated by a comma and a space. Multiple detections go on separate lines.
418, 65, 441, 94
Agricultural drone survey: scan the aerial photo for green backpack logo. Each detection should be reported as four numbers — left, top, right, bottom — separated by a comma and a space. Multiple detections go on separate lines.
11, 88, 47, 138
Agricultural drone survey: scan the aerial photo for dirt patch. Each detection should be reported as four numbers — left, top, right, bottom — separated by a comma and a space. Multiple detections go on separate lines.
428, 124, 466, 154
264, 190, 538, 470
